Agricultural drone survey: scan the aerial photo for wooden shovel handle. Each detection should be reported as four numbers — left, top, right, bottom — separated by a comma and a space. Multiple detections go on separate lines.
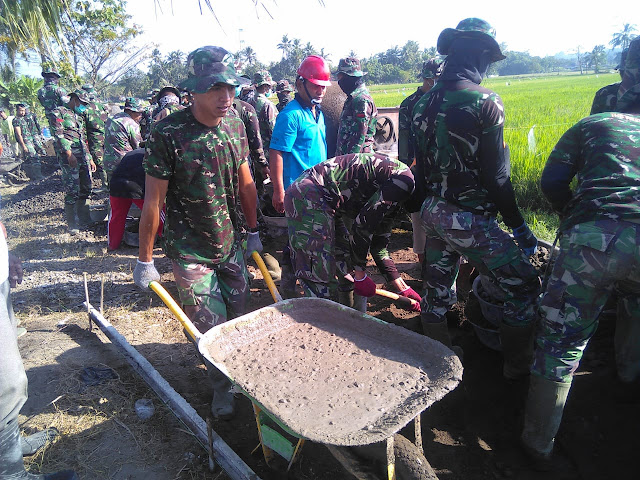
375, 289, 419, 309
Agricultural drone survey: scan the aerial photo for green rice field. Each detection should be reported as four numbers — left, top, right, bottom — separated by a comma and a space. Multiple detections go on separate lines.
370, 73, 619, 240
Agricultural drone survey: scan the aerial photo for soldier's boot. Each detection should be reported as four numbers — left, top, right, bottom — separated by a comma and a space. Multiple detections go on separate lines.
337, 286, 354, 308
280, 264, 297, 299
29, 163, 44, 181
421, 316, 463, 360
500, 321, 535, 380
261, 252, 281, 282
208, 365, 236, 420
76, 198, 93, 229
64, 203, 79, 235
521, 375, 571, 471
0, 416, 78, 479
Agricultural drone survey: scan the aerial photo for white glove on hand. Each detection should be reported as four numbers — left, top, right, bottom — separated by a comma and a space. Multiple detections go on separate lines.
133, 259, 160, 291
245, 231, 263, 259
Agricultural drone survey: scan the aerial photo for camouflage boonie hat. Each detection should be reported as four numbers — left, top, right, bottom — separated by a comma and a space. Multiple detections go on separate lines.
617, 37, 640, 112
276, 79, 293, 93
420, 58, 443, 79
70, 89, 90, 103
81, 84, 95, 93
437, 18, 506, 62
179, 46, 248, 94
253, 70, 275, 87
333, 57, 366, 77
124, 97, 144, 113
41, 65, 61, 78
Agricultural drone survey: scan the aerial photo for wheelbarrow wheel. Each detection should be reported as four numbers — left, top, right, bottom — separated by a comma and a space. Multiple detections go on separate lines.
327, 434, 438, 480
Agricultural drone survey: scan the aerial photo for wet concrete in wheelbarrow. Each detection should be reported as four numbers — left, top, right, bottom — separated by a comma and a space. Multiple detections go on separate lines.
200, 298, 463, 447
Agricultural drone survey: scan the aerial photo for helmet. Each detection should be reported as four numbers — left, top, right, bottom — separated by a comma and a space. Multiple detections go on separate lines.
297, 55, 331, 86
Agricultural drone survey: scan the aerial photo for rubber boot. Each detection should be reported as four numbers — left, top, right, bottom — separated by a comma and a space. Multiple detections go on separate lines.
280, 264, 297, 299
520, 375, 571, 470
29, 164, 44, 181
421, 316, 463, 359
353, 294, 367, 313
0, 417, 78, 479
76, 198, 92, 229
208, 364, 236, 420
337, 286, 354, 309
64, 203, 79, 235
262, 252, 281, 282
500, 322, 535, 380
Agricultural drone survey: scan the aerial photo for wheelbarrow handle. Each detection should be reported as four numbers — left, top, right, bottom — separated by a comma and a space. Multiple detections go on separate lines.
251, 251, 283, 303
149, 281, 202, 343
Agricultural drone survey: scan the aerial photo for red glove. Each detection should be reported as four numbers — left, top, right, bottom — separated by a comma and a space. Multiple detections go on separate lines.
354, 274, 377, 297
399, 287, 422, 312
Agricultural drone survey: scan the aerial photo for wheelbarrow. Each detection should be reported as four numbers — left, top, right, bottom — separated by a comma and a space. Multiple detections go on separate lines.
151, 253, 463, 480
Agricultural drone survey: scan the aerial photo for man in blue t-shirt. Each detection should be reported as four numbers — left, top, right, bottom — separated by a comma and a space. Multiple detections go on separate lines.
269, 55, 331, 298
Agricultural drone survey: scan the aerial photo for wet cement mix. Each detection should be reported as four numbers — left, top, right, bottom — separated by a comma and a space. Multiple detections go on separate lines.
207, 299, 463, 446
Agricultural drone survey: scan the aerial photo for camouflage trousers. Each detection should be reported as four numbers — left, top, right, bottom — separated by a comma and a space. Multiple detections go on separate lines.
171, 245, 250, 335
32, 135, 47, 157
284, 179, 351, 299
532, 219, 640, 384
20, 142, 40, 167
420, 197, 540, 326
59, 152, 92, 205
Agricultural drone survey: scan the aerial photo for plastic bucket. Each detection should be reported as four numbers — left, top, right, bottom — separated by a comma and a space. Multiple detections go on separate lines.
472, 276, 504, 327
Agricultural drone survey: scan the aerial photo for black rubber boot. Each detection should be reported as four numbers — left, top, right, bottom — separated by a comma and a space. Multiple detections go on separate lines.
421, 317, 464, 360
64, 203, 79, 235
207, 364, 236, 420
337, 286, 354, 308
75, 198, 93, 229
0, 417, 78, 479
500, 322, 535, 380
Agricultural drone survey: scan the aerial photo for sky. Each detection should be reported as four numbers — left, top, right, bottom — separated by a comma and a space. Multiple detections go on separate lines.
18, 0, 639, 76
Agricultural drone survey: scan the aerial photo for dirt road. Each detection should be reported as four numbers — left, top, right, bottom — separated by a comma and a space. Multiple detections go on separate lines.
2, 161, 636, 479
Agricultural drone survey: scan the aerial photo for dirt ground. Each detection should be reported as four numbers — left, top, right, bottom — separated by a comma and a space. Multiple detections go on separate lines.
2, 159, 636, 480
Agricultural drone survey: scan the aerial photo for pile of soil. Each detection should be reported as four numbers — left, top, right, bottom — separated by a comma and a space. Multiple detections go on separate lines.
2, 172, 636, 479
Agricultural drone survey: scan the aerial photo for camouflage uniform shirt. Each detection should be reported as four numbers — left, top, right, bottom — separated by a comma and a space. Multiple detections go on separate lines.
37, 80, 69, 115
81, 102, 107, 163
297, 153, 414, 268
11, 115, 34, 146
541, 112, 640, 231
335, 83, 378, 155
144, 108, 250, 265
590, 82, 620, 114
398, 87, 425, 164
254, 93, 278, 152
25, 112, 42, 139
103, 112, 141, 167
231, 98, 268, 170
411, 79, 524, 228
49, 106, 92, 160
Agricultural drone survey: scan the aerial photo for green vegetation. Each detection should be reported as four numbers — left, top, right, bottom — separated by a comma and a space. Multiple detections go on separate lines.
372, 73, 620, 241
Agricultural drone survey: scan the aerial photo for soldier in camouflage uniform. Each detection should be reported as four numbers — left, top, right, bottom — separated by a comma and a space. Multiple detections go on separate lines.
334, 57, 378, 155
152, 86, 184, 121
51, 95, 97, 233
70, 89, 109, 191
103, 97, 143, 186
590, 48, 628, 115
133, 46, 261, 420
37, 66, 69, 162
24, 106, 47, 157
521, 37, 640, 469
231, 95, 269, 189
412, 18, 540, 366
253, 70, 278, 154
284, 153, 414, 301
12, 104, 43, 180
275, 79, 293, 112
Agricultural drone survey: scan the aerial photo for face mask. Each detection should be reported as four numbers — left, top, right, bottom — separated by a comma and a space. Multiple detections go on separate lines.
74, 104, 87, 114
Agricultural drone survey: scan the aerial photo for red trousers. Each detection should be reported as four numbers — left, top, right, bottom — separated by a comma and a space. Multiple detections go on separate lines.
108, 197, 165, 250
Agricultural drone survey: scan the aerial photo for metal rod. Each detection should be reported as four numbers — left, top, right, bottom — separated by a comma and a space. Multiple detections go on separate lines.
84, 302, 260, 480
100, 274, 104, 315
83, 272, 92, 330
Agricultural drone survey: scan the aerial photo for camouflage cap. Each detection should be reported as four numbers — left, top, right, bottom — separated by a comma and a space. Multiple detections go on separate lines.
420, 58, 443, 79
124, 97, 145, 113
617, 37, 640, 112
253, 70, 275, 87
178, 46, 249, 94
41, 65, 61, 78
437, 18, 506, 62
69, 89, 90, 103
333, 57, 366, 77
276, 79, 293, 93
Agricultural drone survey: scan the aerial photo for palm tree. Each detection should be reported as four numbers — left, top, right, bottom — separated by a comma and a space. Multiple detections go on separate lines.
277, 34, 292, 60
242, 46, 257, 66
610, 23, 637, 50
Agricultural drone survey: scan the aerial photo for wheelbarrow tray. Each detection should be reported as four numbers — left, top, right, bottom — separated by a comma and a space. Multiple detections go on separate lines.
200, 298, 462, 446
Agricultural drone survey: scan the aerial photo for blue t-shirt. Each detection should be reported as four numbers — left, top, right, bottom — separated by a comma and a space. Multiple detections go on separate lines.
270, 98, 327, 188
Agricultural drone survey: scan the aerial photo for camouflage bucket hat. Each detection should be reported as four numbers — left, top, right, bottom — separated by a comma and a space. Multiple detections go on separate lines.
41, 65, 61, 78
70, 89, 90, 103
420, 58, 443, 79
333, 57, 366, 77
124, 97, 144, 113
178, 46, 249, 93
275, 79, 293, 92
437, 17, 506, 62
81, 83, 95, 93
617, 37, 640, 112
253, 70, 274, 87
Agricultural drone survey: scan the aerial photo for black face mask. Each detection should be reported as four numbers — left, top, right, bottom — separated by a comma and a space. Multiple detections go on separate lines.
338, 75, 362, 95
